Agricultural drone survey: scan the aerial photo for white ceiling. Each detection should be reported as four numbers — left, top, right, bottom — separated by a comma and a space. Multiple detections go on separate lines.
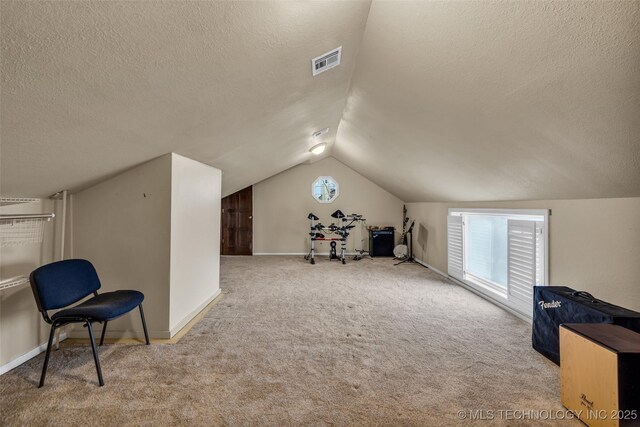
1, 1, 371, 197
2, 1, 639, 202
334, 1, 640, 202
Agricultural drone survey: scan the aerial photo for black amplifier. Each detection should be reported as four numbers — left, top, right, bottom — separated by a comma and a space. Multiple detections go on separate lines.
532, 286, 640, 365
369, 229, 395, 257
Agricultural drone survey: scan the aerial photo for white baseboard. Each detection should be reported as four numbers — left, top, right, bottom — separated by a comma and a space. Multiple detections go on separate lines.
169, 288, 221, 337
453, 278, 532, 323
254, 252, 360, 256
0, 331, 68, 375
253, 252, 306, 256
414, 258, 531, 323
414, 258, 447, 277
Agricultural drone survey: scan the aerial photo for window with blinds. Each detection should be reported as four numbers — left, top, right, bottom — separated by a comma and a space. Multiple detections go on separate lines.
447, 215, 464, 280
447, 209, 548, 317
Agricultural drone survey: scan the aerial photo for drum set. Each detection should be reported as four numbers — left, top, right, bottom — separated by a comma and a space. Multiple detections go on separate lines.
304, 210, 366, 264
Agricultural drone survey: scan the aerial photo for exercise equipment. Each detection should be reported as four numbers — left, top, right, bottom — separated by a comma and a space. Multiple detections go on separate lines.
304, 210, 365, 265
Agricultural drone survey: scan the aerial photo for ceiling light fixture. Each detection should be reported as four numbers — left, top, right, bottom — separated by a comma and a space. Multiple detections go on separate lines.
310, 143, 327, 155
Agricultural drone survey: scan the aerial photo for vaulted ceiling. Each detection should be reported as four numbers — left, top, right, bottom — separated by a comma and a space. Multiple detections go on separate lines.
2, 1, 639, 201
1, 1, 371, 197
335, 1, 640, 202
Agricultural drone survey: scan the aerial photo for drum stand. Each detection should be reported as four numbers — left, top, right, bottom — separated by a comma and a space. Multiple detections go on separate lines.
304, 212, 348, 264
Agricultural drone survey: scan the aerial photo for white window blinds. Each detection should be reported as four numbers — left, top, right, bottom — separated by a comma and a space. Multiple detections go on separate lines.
447, 215, 464, 280
447, 209, 548, 318
507, 219, 537, 307
535, 221, 545, 286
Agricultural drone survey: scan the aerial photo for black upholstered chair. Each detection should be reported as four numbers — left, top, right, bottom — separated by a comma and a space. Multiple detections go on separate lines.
29, 259, 150, 387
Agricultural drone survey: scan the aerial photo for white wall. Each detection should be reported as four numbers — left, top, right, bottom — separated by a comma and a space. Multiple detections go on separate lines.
407, 197, 640, 312
71, 153, 222, 339
169, 154, 222, 333
1, 152, 222, 373
0, 198, 66, 369
253, 157, 404, 254
72, 155, 173, 338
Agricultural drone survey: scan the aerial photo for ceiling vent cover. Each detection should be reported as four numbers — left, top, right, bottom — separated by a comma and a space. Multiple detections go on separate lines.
312, 128, 329, 138
312, 46, 342, 76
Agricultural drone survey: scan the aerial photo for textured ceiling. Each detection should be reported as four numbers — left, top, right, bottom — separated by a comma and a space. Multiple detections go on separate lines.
1, 1, 371, 197
2, 1, 639, 202
334, 1, 640, 202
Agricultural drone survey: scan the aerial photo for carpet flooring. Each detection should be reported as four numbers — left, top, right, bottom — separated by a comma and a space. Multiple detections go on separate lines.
0, 256, 577, 426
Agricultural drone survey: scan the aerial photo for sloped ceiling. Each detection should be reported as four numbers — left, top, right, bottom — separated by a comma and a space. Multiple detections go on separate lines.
0, 1, 371, 197
334, 1, 640, 202
2, 1, 639, 202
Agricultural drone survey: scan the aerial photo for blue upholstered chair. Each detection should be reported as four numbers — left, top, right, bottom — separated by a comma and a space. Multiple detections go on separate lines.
29, 259, 150, 387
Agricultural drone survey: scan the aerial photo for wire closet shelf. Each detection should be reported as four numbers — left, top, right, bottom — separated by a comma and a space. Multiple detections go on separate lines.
0, 213, 55, 247
0, 198, 57, 291
0, 275, 30, 291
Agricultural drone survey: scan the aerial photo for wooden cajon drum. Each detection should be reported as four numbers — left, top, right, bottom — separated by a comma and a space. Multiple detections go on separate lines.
560, 323, 640, 427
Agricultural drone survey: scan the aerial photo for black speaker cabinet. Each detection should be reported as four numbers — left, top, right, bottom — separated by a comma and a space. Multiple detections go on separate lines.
369, 229, 394, 257
533, 286, 640, 365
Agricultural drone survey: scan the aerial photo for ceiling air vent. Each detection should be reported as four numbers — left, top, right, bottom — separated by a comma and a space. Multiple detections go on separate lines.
312, 46, 342, 76
312, 128, 329, 138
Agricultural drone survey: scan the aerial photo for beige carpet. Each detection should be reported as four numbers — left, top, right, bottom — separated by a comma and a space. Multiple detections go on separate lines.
1, 256, 576, 426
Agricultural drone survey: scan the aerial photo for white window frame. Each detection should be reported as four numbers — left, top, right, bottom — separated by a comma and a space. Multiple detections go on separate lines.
311, 176, 339, 204
448, 208, 549, 318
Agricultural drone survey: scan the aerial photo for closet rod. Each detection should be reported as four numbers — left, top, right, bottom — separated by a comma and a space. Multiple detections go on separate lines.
0, 213, 55, 221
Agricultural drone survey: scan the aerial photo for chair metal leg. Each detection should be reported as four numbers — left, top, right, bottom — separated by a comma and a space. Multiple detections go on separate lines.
39, 325, 57, 388
99, 321, 108, 346
54, 328, 61, 351
139, 304, 150, 345
86, 321, 104, 386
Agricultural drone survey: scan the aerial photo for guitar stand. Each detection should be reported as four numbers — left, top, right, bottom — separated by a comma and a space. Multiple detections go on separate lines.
394, 255, 417, 266
395, 225, 419, 266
